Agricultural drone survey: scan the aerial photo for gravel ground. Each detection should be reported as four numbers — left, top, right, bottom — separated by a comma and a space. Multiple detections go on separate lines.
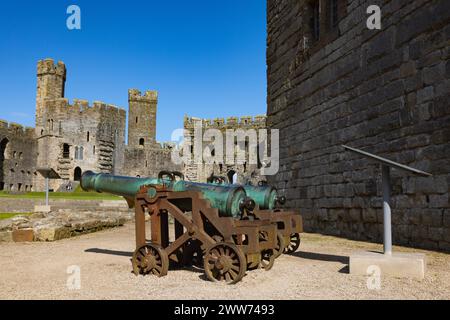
0, 222, 449, 300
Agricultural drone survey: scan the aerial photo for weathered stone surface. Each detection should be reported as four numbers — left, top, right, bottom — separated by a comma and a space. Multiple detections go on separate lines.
0, 209, 133, 242
1, 59, 179, 193
267, 0, 450, 252
0, 231, 13, 242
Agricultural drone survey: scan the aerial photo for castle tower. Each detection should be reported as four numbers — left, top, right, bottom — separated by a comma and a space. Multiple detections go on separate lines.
127, 89, 157, 148
35, 59, 66, 133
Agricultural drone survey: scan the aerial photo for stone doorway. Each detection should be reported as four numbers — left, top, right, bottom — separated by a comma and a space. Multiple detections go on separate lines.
0, 138, 9, 190
227, 170, 237, 184
74, 167, 82, 181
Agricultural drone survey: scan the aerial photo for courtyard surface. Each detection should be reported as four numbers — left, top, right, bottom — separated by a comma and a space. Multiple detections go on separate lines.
0, 222, 449, 300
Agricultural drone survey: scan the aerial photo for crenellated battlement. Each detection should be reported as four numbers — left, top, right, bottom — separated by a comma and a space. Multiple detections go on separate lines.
184, 114, 267, 129
37, 58, 66, 77
0, 119, 35, 138
44, 98, 126, 116
128, 89, 158, 102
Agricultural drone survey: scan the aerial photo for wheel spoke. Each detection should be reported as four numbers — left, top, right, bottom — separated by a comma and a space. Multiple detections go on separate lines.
231, 264, 240, 272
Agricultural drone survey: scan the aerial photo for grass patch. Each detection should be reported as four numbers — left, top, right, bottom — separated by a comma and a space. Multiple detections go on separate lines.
0, 212, 33, 220
0, 191, 121, 201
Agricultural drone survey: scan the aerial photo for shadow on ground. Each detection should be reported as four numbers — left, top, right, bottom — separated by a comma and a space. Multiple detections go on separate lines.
289, 250, 350, 274
290, 250, 349, 264
85, 248, 132, 257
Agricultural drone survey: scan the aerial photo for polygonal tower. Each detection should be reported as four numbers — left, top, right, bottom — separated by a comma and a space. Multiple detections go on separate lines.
127, 89, 157, 148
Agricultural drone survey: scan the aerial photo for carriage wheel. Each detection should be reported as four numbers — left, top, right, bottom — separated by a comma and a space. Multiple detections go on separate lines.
284, 233, 301, 254
132, 244, 169, 277
259, 231, 285, 259
274, 232, 286, 258
204, 243, 246, 284
260, 249, 275, 271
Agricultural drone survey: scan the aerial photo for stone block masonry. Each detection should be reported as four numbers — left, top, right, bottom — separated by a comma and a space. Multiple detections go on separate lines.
266, 0, 450, 251
183, 115, 267, 184
0, 58, 180, 192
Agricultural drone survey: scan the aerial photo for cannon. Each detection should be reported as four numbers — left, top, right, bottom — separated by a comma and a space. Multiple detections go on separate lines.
81, 171, 278, 284
206, 175, 303, 255
82, 171, 250, 218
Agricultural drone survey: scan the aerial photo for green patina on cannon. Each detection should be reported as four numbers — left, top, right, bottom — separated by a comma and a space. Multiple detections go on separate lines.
207, 176, 285, 210
81, 171, 249, 218
207, 175, 302, 255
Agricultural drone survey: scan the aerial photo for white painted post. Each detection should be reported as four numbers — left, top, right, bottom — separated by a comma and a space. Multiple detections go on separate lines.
382, 165, 392, 255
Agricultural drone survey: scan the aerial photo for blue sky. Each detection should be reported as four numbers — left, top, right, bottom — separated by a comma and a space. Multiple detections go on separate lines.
0, 0, 267, 142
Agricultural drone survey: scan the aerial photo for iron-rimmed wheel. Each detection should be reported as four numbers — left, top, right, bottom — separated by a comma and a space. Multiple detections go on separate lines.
132, 244, 169, 277
284, 233, 301, 254
274, 232, 286, 258
260, 249, 275, 270
203, 242, 246, 284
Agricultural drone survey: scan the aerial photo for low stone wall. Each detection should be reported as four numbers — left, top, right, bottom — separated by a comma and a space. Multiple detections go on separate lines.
0, 198, 128, 213
0, 208, 133, 242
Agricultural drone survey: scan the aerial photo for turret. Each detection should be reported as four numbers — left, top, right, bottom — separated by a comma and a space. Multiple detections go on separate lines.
35, 58, 66, 133
127, 89, 158, 148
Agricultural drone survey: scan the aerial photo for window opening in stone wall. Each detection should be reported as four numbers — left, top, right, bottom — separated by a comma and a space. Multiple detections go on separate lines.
87, 131, 90, 142
79, 146, 84, 160
310, 0, 320, 42
75, 146, 79, 160
63, 143, 70, 159
328, 0, 339, 29
139, 138, 145, 147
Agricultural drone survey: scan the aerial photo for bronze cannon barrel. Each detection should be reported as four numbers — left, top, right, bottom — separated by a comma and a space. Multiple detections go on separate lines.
80, 171, 248, 218
207, 176, 284, 210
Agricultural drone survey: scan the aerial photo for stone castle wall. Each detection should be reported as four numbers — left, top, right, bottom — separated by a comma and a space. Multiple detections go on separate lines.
0, 121, 37, 192
183, 115, 267, 184
35, 98, 127, 191
1, 58, 179, 191
266, 0, 450, 251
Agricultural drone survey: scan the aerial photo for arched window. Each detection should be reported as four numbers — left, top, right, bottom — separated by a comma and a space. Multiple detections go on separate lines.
79, 147, 84, 160
74, 146, 79, 160
139, 138, 145, 147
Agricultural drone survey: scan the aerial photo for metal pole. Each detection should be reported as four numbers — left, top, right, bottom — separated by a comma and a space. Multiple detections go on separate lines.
45, 177, 49, 206
382, 165, 392, 255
